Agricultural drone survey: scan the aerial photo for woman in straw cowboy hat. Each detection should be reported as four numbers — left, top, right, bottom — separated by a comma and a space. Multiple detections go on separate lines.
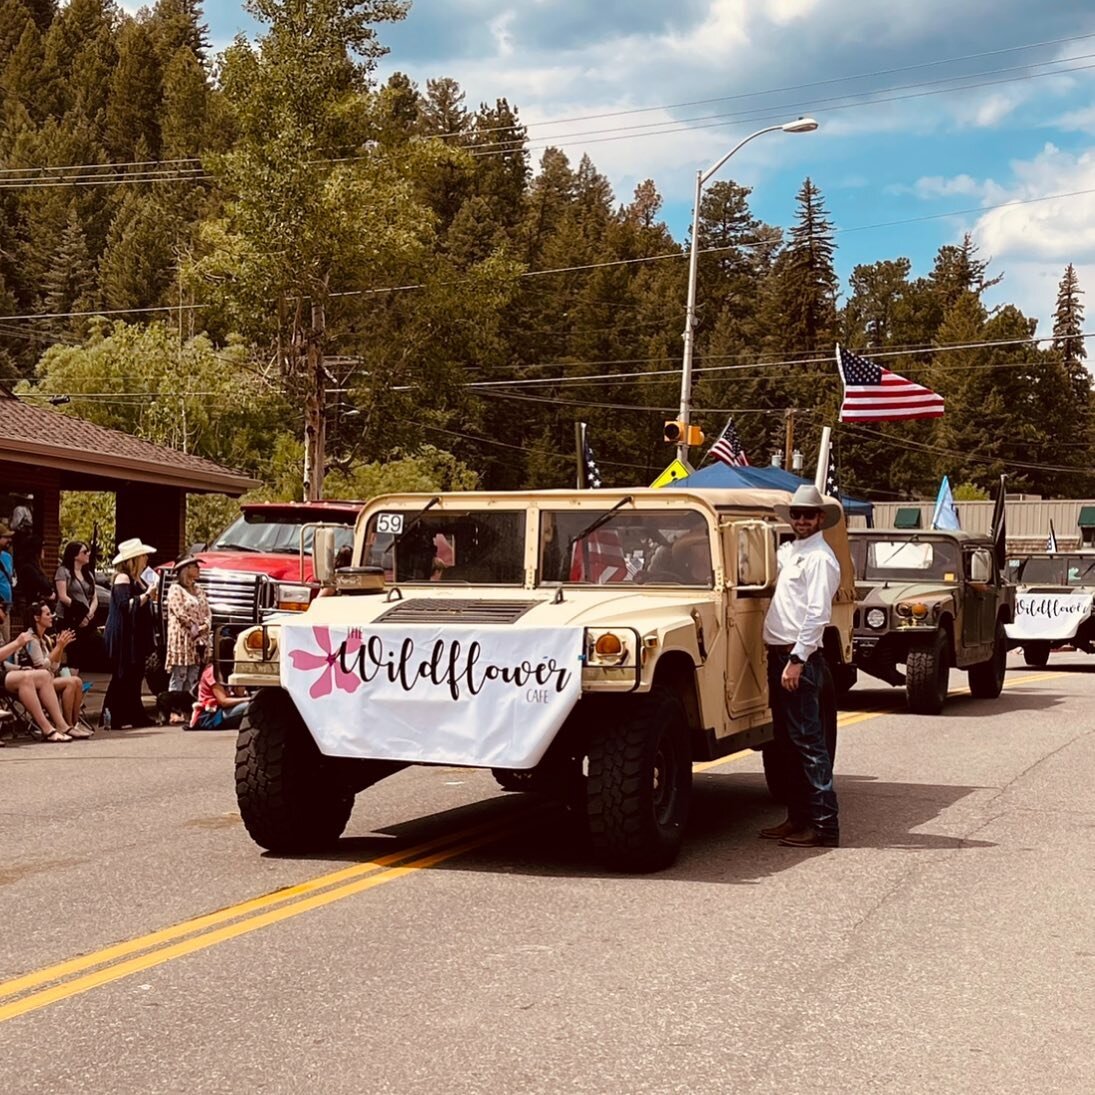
101, 538, 157, 729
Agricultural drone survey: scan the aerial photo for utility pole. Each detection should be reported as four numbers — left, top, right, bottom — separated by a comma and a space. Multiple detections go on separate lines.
302, 296, 327, 501
783, 408, 796, 471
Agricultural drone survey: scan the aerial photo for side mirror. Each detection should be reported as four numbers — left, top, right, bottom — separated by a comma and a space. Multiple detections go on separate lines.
312, 526, 337, 587
969, 550, 992, 583
187, 542, 206, 555
732, 521, 776, 590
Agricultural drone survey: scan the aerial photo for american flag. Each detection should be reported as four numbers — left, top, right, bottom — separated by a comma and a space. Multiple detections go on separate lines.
705, 416, 750, 467
570, 530, 629, 584
583, 433, 603, 489
837, 345, 945, 421
824, 453, 839, 499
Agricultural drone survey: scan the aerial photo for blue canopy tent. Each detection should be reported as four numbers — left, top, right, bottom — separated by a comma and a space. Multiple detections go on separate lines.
677, 462, 873, 522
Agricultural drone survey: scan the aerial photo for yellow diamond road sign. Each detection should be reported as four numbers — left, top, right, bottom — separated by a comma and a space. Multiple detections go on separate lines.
650, 459, 692, 489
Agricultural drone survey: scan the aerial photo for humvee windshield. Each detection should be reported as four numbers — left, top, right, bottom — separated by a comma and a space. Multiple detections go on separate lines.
363, 510, 525, 584
539, 509, 713, 587
851, 537, 961, 582
1013, 554, 1095, 587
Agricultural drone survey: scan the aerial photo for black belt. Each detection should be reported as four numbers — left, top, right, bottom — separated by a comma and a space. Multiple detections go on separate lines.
766, 643, 794, 654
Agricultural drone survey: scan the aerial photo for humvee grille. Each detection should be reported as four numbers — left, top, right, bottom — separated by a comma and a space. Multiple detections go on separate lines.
376, 599, 543, 625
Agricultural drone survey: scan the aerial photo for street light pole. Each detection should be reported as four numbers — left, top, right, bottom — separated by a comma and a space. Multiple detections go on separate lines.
675, 117, 819, 466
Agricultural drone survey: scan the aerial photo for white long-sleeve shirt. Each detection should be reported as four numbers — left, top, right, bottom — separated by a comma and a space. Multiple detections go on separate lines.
762, 531, 841, 660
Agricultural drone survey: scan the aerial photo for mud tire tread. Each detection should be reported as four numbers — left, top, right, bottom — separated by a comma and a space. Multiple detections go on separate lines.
585, 687, 691, 873
235, 689, 354, 853
906, 631, 949, 715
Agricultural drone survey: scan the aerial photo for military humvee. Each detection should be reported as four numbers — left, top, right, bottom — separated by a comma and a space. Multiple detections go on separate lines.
229, 488, 856, 872
848, 529, 1014, 714
1005, 552, 1095, 666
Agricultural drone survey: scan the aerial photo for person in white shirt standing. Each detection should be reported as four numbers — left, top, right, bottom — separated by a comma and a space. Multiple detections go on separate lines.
761, 485, 842, 848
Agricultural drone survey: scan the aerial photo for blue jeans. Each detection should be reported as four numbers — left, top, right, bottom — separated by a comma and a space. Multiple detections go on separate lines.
768, 652, 839, 839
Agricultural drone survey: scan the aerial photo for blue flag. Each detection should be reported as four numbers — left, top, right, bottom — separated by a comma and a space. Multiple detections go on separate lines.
931, 476, 960, 530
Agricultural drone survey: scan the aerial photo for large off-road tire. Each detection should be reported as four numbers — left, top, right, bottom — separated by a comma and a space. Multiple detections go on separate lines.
1023, 641, 1051, 668
906, 630, 950, 715
763, 661, 838, 802
586, 687, 692, 873
968, 620, 1007, 699
144, 650, 169, 696
235, 689, 355, 853
830, 662, 858, 701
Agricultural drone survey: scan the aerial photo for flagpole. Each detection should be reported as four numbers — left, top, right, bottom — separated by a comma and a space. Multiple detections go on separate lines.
814, 426, 832, 493
575, 422, 586, 489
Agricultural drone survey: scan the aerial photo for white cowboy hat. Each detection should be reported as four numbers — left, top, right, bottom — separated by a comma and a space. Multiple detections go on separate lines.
773, 484, 843, 530
112, 538, 157, 566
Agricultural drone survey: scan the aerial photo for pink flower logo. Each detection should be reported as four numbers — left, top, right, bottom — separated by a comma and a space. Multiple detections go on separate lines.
288, 626, 362, 699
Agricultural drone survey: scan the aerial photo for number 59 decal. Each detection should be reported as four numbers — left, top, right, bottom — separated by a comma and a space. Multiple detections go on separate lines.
376, 513, 405, 534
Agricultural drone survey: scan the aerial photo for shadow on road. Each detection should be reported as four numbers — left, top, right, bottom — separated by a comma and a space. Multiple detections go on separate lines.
839, 686, 1066, 718
275, 769, 991, 885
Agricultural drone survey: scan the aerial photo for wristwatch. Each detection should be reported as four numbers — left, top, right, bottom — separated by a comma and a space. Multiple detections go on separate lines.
788, 653, 805, 665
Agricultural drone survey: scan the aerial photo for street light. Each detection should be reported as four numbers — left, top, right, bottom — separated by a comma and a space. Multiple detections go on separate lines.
674, 117, 819, 465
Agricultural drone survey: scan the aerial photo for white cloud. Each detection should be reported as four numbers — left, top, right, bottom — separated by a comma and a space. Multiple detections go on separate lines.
1053, 104, 1095, 133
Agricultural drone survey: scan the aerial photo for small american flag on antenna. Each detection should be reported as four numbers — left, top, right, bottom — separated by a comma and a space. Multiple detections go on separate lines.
837, 345, 944, 422
705, 416, 750, 467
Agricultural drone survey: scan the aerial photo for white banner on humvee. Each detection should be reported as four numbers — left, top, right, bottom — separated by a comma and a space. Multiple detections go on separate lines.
280, 622, 584, 767
1006, 593, 1094, 641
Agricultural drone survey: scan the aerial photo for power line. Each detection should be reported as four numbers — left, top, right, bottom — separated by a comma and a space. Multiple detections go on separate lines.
428, 31, 1095, 138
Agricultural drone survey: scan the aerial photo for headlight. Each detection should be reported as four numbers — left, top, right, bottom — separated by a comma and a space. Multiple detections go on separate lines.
240, 626, 277, 659
277, 582, 312, 612
866, 607, 886, 630
910, 602, 929, 619
586, 629, 631, 666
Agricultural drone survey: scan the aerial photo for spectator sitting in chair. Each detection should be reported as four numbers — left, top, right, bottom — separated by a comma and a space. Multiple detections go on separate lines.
19, 602, 88, 733
189, 662, 250, 732
0, 631, 81, 743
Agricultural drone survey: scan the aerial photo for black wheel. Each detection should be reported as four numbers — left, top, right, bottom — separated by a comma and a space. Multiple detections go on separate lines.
1023, 641, 1050, 668
492, 768, 541, 793
235, 688, 355, 853
969, 620, 1007, 699
906, 630, 950, 715
586, 687, 692, 872
144, 650, 169, 695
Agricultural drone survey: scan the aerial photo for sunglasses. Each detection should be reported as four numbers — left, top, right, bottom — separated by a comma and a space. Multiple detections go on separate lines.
789, 508, 821, 520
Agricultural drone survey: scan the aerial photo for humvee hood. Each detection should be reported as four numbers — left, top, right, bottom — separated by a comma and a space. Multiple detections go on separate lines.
857, 581, 956, 605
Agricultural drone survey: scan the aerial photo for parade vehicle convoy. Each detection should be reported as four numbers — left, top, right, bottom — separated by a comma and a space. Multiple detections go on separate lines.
847, 529, 1014, 715
228, 487, 857, 872
1004, 552, 1095, 667
146, 500, 364, 691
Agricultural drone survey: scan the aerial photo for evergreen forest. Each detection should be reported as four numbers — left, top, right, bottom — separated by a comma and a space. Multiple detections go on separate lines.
2, 0, 1092, 532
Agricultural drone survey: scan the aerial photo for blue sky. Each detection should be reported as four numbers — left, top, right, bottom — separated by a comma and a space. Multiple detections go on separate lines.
197, 0, 1095, 332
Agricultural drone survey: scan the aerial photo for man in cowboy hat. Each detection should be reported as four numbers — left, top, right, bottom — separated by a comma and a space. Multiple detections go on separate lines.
761, 484, 842, 848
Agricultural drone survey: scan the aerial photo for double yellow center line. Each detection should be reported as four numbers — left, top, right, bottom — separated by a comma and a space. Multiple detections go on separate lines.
0, 669, 1064, 1023
0, 804, 545, 1024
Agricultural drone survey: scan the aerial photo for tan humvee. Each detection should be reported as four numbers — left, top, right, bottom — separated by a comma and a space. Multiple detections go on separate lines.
230, 487, 855, 872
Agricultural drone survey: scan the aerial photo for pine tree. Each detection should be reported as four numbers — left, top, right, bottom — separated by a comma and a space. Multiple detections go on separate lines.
22, 0, 53, 32
41, 204, 98, 333
160, 44, 208, 157
765, 177, 838, 354
106, 18, 163, 160
99, 191, 177, 311
1051, 263, 1092, 489
150, 0, 209, 63
1053, 263, 1086, 370
418, 77, 468, 139
928, 233, 1002, 311
0, 0, 33, 60
375, 71, 420, 146
0, 18, 45, 115
470, 98, 528, 235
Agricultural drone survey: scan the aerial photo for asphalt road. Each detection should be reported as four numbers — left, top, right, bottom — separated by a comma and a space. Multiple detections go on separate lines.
1, 652, 1092, 1094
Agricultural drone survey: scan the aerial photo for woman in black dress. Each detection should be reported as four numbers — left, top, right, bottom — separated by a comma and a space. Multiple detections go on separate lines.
102, 538, 157, 729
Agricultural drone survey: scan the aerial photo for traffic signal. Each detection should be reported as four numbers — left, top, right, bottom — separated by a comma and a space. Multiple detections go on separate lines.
663, 420, 705, 446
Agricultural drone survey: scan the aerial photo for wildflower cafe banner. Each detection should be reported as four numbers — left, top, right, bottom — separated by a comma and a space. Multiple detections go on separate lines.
1006, 593, 1095, 642
280, 623, 584, 767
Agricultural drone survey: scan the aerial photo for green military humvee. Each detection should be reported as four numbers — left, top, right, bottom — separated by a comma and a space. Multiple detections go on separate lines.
847, 529, 1015, 714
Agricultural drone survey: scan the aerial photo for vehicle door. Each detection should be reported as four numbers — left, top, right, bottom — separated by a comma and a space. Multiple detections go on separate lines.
722, 520, 774, 722
963, 546, 995, 648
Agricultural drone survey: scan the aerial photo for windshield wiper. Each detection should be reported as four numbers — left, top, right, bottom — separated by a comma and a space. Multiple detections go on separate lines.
392, 496, 441, 546
560, 496, 633, 580
212, 542, 260, 552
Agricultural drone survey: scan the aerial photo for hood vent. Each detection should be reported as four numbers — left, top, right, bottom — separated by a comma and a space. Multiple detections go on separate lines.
376, 598, 544, 625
